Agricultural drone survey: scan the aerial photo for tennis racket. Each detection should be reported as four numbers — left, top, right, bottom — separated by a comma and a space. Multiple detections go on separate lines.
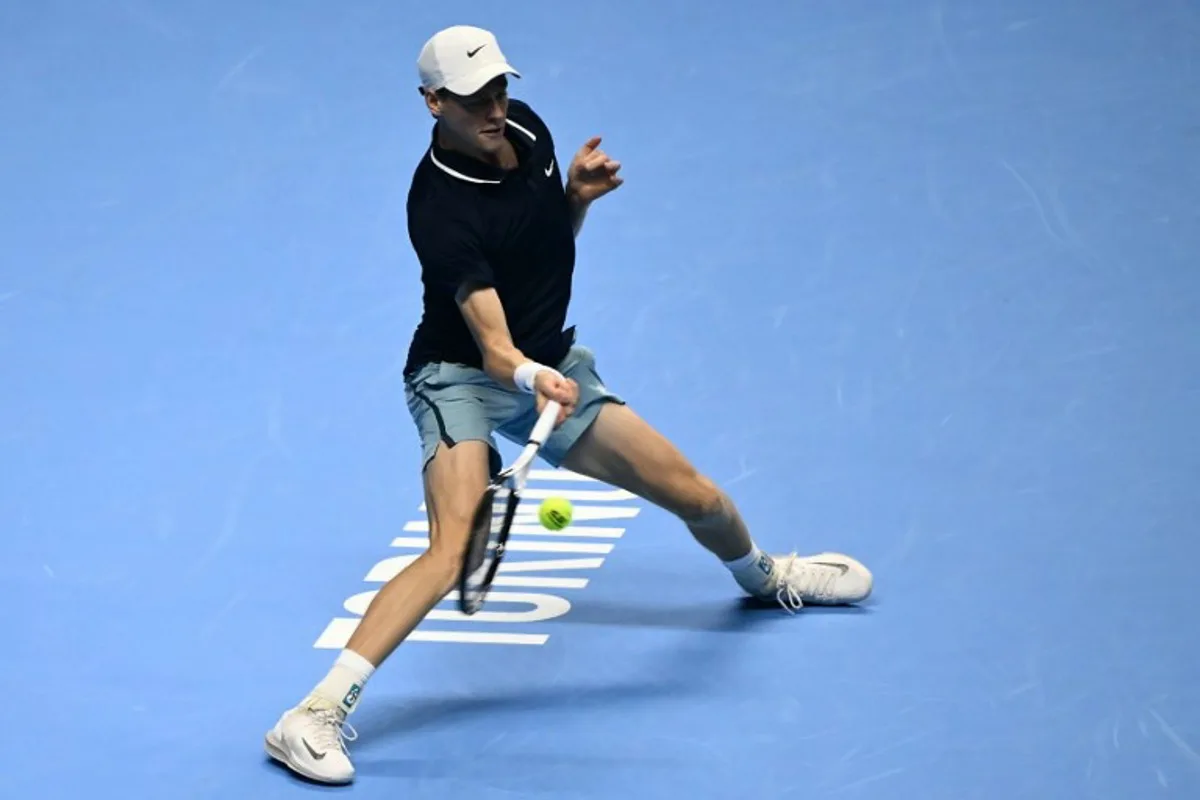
458, 399, 562, 615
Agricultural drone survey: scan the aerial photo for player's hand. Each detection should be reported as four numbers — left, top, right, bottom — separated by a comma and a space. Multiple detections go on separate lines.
533, 370, 578, 427
566, 136, 623, 205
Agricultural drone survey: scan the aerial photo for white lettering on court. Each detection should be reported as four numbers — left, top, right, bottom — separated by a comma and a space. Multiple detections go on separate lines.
313, 468, 641, 648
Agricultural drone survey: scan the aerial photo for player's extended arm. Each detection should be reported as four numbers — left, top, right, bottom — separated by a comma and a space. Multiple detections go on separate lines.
455, 283, 579, 419
455, 283, 527, 390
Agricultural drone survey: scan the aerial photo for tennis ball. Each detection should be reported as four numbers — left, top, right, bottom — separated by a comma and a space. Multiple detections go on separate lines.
538, 497, 573, 531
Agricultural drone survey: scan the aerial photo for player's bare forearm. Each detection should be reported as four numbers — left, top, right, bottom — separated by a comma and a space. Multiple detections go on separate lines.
566, 190, 589, 237
455, 283, 526, 388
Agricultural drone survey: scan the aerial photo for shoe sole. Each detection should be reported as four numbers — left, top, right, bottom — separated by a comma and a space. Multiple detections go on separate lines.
264, 730, 354, 785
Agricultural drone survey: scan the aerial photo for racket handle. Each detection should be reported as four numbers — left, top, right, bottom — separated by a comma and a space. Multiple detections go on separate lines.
528, 400, 562, 446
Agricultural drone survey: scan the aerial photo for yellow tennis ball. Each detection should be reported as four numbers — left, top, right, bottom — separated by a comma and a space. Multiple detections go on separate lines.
538, 497, 573, 531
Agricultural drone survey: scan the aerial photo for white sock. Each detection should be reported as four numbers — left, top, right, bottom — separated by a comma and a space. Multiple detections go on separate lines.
723, 544, 775, 594
309, 649, 376, 717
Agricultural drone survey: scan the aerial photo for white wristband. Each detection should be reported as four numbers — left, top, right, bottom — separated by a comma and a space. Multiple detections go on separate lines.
513, 361, 559, 394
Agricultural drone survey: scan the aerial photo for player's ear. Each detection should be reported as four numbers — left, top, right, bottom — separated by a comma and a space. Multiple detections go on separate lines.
420, 87, 442, 118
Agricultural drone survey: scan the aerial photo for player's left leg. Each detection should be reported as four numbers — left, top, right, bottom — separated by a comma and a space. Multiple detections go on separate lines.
532, 346, 872, 610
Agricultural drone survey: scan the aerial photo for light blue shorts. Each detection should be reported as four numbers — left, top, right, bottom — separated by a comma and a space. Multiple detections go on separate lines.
403, 344, 624, 477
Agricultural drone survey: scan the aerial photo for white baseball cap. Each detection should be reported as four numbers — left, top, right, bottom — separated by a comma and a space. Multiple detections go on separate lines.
417, 25, 520, 97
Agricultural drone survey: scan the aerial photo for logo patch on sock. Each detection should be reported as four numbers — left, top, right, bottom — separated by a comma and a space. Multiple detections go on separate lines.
342, 683, 361, 709
757, 553, 774, 574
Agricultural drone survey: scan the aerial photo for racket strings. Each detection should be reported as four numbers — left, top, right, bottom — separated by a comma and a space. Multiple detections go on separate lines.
460, 459, 537, 614
461, 480, 521, 611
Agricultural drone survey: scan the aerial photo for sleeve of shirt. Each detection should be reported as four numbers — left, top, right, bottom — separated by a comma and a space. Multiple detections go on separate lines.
409, 203, 494, 294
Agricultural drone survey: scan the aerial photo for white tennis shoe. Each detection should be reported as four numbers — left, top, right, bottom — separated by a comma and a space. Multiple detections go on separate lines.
757, 552, 873, 611
265, 696, 357, 785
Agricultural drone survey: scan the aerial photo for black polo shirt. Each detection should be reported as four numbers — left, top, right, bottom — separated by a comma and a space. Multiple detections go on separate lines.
402, 99, 577, 378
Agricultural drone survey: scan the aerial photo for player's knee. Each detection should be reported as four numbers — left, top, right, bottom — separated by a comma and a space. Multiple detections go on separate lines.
426, 519, 473, 584
672, 472, 727, 524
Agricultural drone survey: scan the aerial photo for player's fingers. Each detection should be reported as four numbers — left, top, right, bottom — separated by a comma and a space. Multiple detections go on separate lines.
546, 387, 572, 425
544, 381, 573, 406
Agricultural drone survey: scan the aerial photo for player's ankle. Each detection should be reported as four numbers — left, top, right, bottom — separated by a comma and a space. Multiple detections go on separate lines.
310, 649, 376, 716
722, 543, 774, 594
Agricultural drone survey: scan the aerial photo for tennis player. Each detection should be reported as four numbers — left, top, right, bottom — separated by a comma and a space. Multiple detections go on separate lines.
265, 25, 874, 784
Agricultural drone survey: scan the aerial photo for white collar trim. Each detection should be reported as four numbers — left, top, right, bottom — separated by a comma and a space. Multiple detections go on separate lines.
428, 149, 502, 184
427, 117, 538, 184
506, 118, 537, 142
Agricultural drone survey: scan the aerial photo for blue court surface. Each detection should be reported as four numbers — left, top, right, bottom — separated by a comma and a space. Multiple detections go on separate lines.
4, 1, 1199, 798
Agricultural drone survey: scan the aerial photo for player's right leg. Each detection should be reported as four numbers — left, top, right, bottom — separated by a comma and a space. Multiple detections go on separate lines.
264, 438, 492, 784
265, 363, 517, 785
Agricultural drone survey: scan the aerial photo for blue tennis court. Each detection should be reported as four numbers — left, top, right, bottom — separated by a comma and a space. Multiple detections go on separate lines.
4, 1, 1199, 798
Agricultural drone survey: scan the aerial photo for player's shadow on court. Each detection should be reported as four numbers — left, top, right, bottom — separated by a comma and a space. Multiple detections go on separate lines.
356, 680, 684, 736
349, 602, 756, 746
556, 596, 870, 631
339, 593, 877, 782
357, 747, 677, 783
351, 681, 697, 783
350, 597, 869, 766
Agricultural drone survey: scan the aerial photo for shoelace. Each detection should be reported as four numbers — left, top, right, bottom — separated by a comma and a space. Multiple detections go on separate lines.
775, 554, 805, 613
773, 554, 842, 613
308, 706, 359, 754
